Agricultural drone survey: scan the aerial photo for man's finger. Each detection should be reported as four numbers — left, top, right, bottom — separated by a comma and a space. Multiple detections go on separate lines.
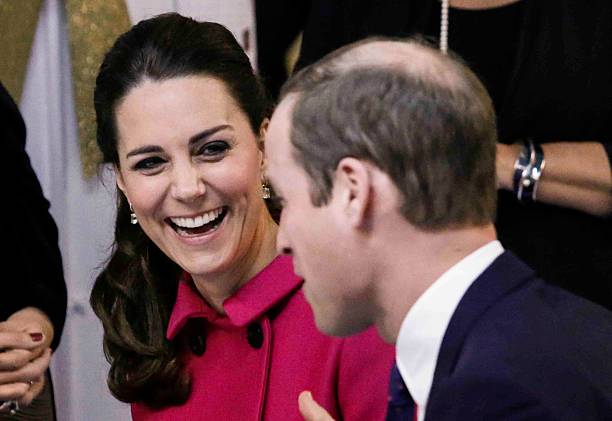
298, 391, 335, 421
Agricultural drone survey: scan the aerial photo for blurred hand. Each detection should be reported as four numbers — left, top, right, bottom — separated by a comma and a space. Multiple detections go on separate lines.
299, 391, 335, 421
0, 307, 54, 409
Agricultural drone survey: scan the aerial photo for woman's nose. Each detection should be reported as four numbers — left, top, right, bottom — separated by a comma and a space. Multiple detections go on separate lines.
170, 164, 206, 202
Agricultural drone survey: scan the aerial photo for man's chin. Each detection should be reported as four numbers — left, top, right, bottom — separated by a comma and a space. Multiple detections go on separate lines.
312, 310, 368, 338
303, 287, 370, 336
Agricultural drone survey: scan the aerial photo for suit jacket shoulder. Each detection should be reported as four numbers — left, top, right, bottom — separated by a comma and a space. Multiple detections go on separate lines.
427, 252, 612, 420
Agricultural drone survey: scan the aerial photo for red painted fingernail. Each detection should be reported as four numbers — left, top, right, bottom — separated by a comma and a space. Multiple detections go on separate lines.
30, 333, 43, 342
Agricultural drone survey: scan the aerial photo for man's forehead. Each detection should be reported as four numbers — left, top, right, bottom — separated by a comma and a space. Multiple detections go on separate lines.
272, 94, 297, 124
342, 40, 446, 78
267, 96, 297, 151
347, 41, 417, 63
265, 96, 297, 176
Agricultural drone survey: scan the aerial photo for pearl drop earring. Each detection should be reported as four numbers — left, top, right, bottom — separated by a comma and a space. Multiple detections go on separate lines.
262, 183, 271, 200
129, 203, 138, 225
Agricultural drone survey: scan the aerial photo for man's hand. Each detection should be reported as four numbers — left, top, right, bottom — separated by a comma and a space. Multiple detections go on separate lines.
299, 391, 335, 421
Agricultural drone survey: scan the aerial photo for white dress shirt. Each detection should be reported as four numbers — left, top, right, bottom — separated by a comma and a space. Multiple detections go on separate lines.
395, 240, 504, 421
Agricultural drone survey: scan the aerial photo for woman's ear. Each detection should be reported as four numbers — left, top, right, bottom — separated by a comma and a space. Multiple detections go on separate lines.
258, 118, 270, 152
114, 165, 127, 194
258, 118, 270, 168
334, 157, 372, 229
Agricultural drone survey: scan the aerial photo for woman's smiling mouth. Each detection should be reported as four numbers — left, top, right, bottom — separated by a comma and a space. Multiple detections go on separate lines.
167, 206, 228, 237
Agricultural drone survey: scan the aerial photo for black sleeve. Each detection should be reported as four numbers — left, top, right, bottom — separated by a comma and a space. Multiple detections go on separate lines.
294, 0, 426, 72
0, 82, 67, 350
255, 0, 312, 101
294, 0, 354, 72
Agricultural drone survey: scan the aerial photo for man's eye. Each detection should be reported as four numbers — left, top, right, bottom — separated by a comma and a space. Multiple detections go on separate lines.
198, 141, 230, 156
134, 156, 165, 171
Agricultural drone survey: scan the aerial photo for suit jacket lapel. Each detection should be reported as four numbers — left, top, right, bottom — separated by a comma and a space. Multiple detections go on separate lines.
428, 251, 534, 399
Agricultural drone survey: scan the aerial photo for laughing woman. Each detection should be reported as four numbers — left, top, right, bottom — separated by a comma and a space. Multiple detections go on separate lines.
90, 13, 393, 420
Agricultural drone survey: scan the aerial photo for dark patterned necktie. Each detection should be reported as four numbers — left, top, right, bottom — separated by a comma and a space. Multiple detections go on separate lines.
386, 363, 417, 421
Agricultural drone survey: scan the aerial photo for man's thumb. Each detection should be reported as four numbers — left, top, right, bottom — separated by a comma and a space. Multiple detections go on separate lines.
298, 391, 335, 421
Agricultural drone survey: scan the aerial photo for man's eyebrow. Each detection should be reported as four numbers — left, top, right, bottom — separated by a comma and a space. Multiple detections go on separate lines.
125, 124, 232, 158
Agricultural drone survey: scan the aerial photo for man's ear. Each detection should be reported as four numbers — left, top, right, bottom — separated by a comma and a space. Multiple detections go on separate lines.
333, 157, 372, 229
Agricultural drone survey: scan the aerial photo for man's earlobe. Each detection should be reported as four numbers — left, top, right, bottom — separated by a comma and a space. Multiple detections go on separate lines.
335, 157, 371, 228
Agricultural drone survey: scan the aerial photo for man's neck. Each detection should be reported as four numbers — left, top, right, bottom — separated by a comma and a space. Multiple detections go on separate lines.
372, 223, 497, 343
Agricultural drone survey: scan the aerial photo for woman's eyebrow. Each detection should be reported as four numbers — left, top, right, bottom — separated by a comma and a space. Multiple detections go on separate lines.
188, 124, 232, 146
126, 145, 163, 158
125, 124, 233, 158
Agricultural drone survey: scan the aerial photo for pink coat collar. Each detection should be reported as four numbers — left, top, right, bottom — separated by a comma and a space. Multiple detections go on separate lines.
167, 255, 302, 339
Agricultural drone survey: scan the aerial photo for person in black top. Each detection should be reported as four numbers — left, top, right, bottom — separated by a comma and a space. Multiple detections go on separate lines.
0, 81, 67, 419
257, 0, 612, 311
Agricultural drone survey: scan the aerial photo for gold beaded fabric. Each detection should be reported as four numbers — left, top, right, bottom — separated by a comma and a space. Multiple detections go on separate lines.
0, 1, 131, 178
66, 0, 131, 178
0, 0, 43, 102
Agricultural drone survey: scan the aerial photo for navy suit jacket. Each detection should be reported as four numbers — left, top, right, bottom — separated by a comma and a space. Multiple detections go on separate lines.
424, 251, 612, 420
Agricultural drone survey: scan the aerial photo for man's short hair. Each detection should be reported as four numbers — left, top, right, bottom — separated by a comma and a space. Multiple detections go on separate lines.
280, 37, 497, 230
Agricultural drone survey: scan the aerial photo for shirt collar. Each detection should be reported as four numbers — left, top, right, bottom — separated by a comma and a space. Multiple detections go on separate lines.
396, 240, 504, 418
167, 255, 301, 339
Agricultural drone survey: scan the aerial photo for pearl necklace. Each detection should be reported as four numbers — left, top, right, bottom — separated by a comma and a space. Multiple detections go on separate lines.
440, 0, 449, 53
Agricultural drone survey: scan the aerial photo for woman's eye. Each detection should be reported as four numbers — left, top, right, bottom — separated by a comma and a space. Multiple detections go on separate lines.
269, 195, 285, 209
133, 156, 165, 171
198, 141, 230, 157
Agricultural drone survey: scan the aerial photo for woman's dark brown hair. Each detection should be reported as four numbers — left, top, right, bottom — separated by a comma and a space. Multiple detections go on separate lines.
90, 13, 270, 407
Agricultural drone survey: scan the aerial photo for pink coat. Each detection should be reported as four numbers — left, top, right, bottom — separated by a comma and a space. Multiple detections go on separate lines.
132, 255, 394, 420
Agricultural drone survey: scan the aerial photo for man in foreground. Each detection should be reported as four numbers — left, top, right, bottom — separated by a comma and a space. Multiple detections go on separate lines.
265, 38, 612, 420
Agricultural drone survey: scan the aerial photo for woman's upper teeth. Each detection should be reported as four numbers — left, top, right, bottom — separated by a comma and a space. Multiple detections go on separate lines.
171, 208, 222, 228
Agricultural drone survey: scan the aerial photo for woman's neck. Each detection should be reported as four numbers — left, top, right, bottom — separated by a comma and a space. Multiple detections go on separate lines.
191, 212, 279, 315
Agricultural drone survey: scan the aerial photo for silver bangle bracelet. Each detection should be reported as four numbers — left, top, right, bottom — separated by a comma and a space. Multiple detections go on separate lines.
512, 139, 545, 203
